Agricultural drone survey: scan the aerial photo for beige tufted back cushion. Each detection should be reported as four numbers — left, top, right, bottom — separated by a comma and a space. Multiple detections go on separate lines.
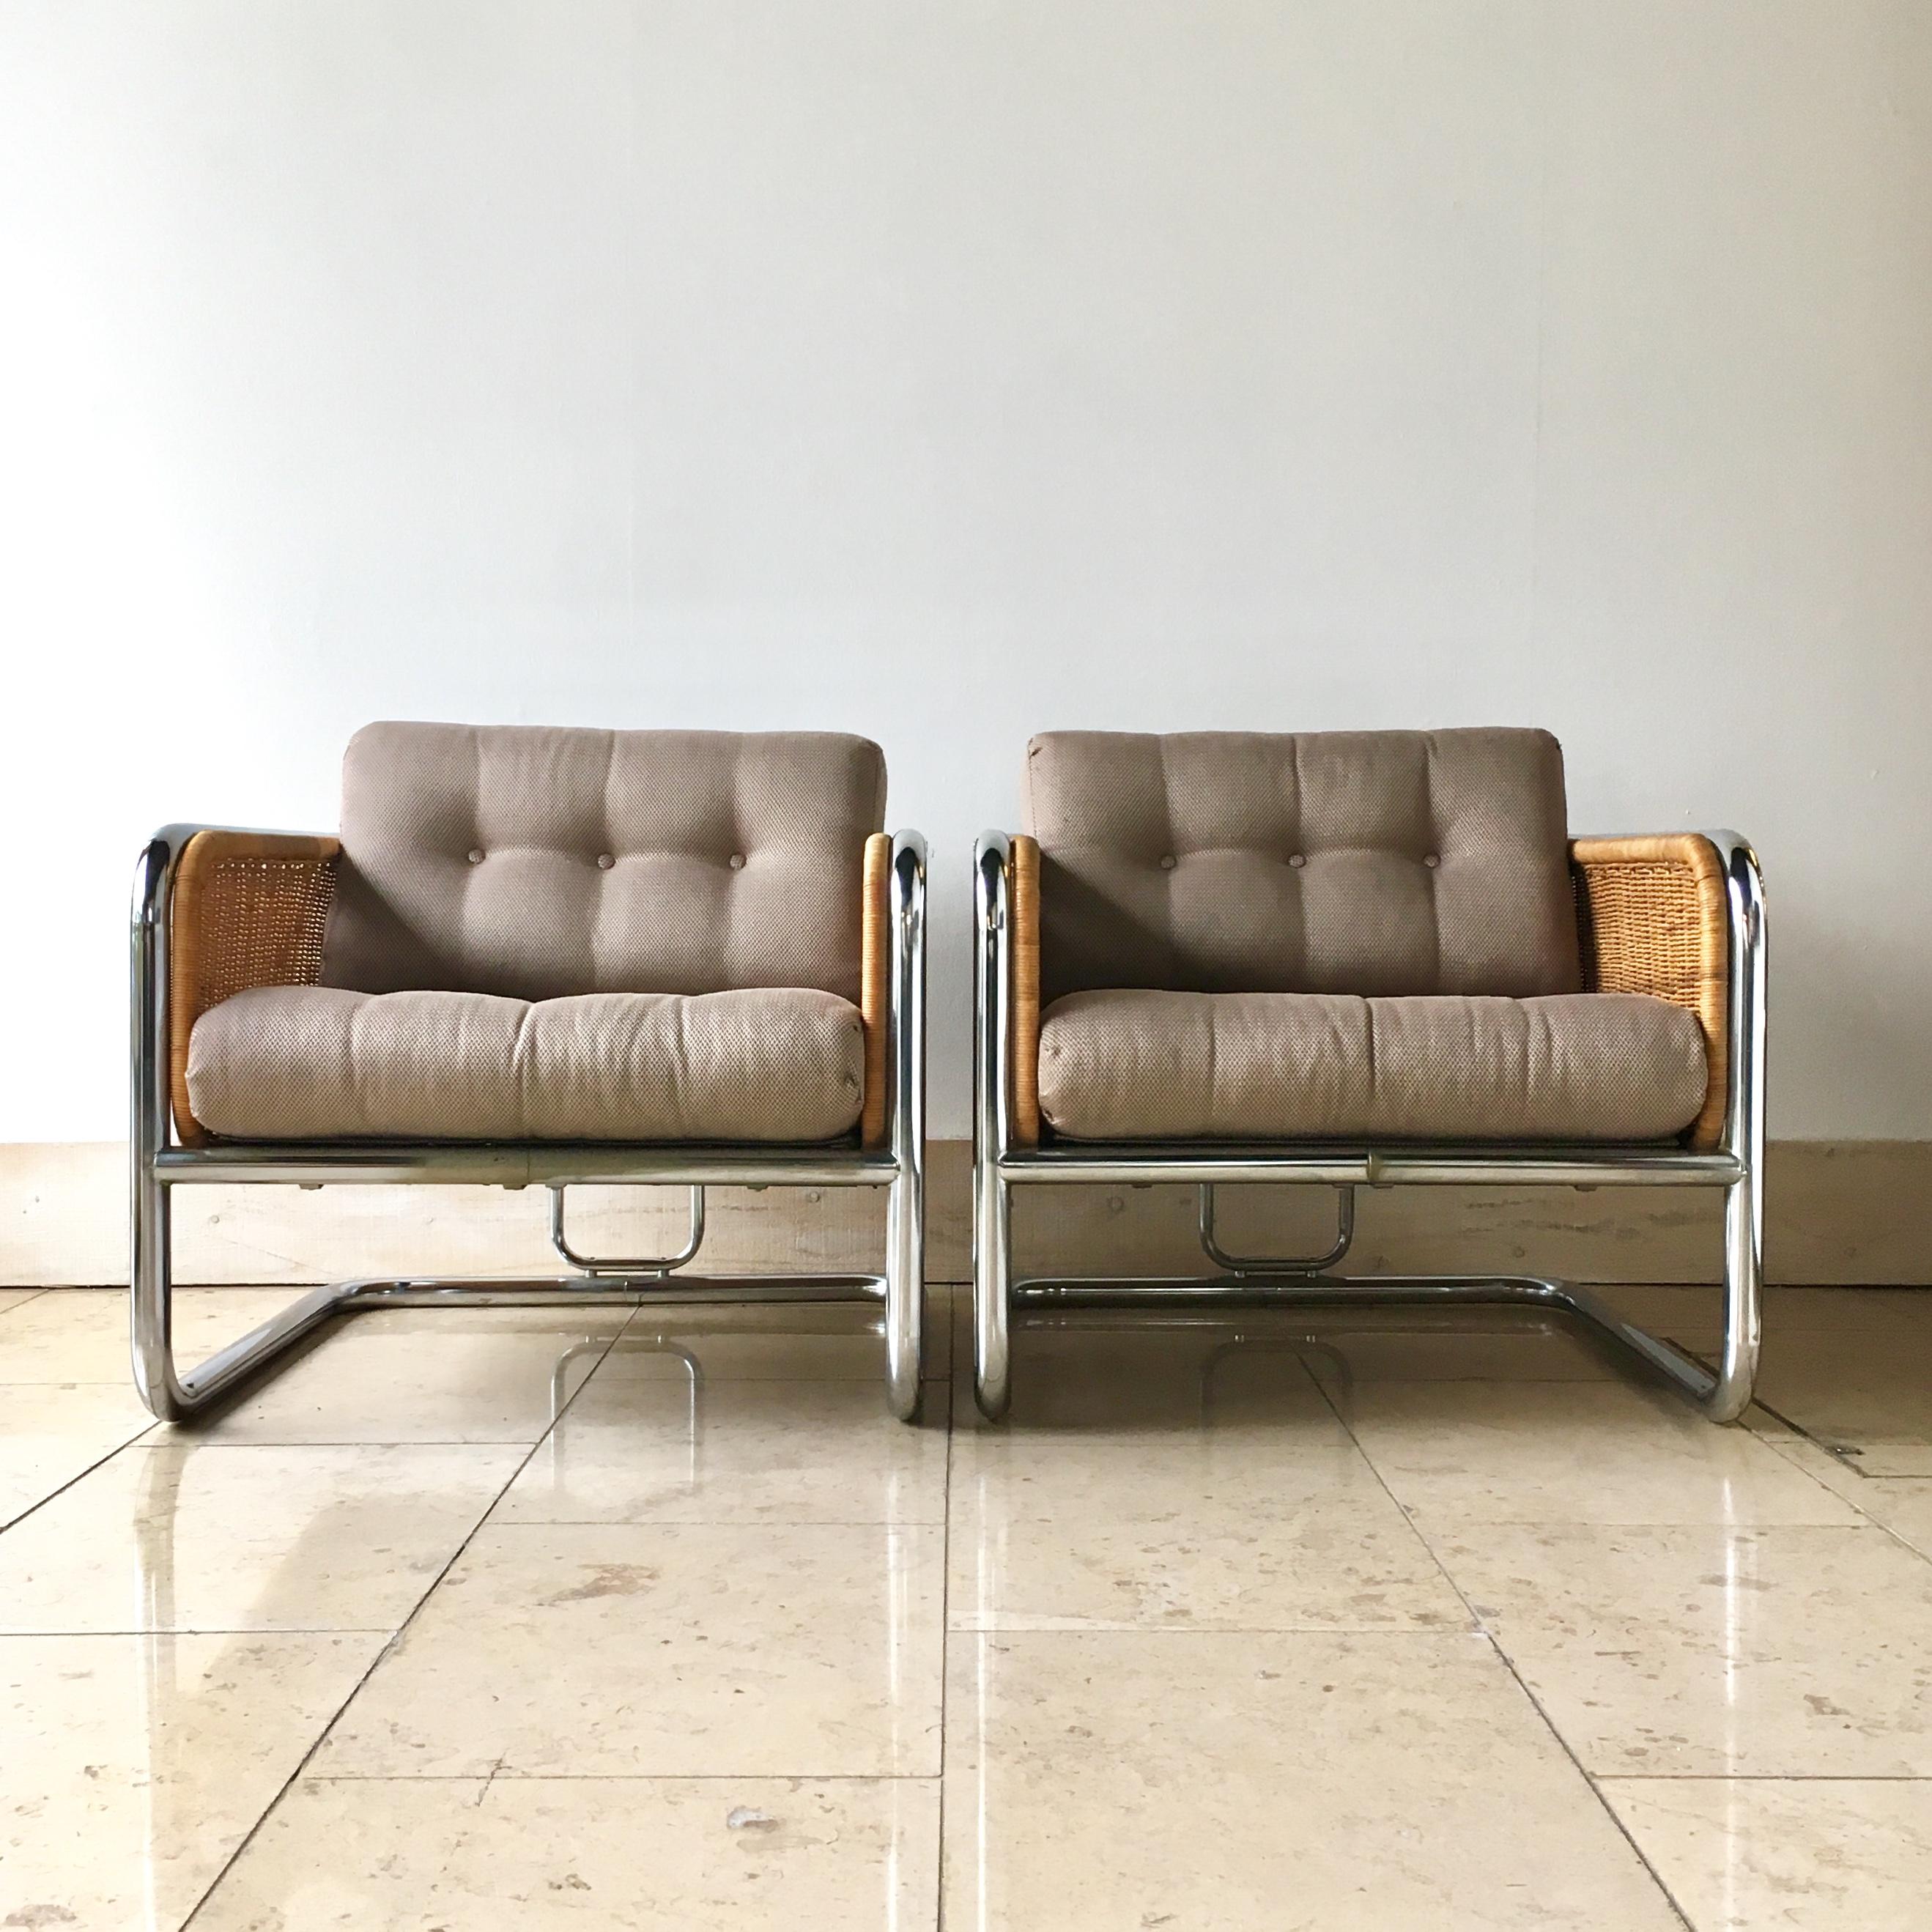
321, 723, 886, 1003
1026, 728, 1580, 1002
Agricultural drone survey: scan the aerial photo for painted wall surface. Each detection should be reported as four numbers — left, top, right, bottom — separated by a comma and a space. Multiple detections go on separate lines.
1, 2, 1927, 1142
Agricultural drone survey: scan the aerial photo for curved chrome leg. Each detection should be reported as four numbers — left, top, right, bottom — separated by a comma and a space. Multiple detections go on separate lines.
887, 1168, 924, 1422
1704, 829, 1767, 1422
974, 1163, 1013, 1419
972, 832, 1015, 1419
885, 832, 928, 1422
130, 836, 182, 1421
1707, 1174, 1763, 1423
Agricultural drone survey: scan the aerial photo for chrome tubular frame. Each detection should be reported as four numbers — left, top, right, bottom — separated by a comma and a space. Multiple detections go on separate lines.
130, 824, 929, 1424
971, 828, 1766, 1424
548, 1184, 706, 1276
1198, 1182, 1358, 1277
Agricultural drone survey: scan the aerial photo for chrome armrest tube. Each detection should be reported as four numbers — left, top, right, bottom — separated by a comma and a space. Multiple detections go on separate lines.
884, 829, 930, 1420
972, 832, 1016, 1414
1705, 828, 1767, 1422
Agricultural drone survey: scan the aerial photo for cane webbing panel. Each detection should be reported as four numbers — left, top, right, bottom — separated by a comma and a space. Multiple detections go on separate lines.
1010, 835, 1042, 1146
1571, 834, 1730, 1150
860, 832, 891, 1149
168, 832, 340, 1144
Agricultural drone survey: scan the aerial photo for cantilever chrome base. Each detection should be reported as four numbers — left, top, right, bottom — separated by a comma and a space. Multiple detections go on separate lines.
136, 1267, 891, 1421
1010, 1273, 1734, 1416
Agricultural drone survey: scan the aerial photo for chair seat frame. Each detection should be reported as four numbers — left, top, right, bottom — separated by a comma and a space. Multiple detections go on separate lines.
131, 824, 929, 1423
971, 829, 1766, 1424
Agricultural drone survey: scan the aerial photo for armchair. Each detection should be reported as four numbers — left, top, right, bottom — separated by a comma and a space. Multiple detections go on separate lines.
132, 722, 928, 1421
972, 728, 1764, 1421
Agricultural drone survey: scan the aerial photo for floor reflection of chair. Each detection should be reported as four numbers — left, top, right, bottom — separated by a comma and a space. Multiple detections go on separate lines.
133, 1442, 412, 1931
546, 1333, 704, 1494
1199, 1332, 1355, 1410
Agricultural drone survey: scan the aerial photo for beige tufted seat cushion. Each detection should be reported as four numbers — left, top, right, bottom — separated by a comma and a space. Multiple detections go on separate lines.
1037, 988, 1709, 1142
188, 984, 865, 1142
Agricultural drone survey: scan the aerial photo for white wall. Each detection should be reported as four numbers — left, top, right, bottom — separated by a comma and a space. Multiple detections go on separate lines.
1, 1, 1927, 1144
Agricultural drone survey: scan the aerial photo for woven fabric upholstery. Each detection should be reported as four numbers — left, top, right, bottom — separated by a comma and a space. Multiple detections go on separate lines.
1025, 729, 1580, 1003
188, 984, 865, 1142
1037, 989, 1707, 1142
322, 723, 886, 1004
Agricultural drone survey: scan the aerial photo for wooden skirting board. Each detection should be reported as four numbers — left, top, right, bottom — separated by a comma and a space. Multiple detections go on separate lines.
1, 1139, 1927, 1289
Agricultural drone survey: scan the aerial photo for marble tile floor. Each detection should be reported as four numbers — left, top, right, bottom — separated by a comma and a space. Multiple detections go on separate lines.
1, 1281, 1930, 1928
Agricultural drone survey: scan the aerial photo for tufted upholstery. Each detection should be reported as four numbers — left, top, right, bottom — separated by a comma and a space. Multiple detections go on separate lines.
321, 723, 886, 1004
188, 984, 865, 1142
1025, 729, 1580, 1004
1037, 988, 1709, 1143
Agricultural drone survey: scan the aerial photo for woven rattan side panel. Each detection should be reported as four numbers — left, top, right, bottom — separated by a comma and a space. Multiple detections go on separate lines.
169, 833, 340, 1143
860, 833, 892, 1150
1570, 834, 1728, 1149
1010, 835, 1042, 1147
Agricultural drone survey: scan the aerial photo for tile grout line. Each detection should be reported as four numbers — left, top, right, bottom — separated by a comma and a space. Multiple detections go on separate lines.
1595, 1772, 1932, 1783
0, 1418, 159, 1536
1671, 1333, 1892, 1462
1758, 1432, 1932, 1571
490, 1517, 950, 1529
1298, 1359, 1699, 1932
175, 1309, 641, 1931
1, 1626, 413, 1638
293, 1768, 947, 1783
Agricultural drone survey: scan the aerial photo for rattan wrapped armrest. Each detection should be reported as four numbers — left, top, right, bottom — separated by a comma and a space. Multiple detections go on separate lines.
1570, 834, 1729, 1149
860, 832, 892, 1149
169, 831, 341, 1144
1010, 834, 1042, 1145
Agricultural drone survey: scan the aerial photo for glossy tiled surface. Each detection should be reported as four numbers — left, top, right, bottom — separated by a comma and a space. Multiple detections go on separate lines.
1, 1630, 388, 1930
0, 1381, 152, 1529
947, 1629, 1682, 1929
312, 1520, 944, 1778
1597, 1779, 1932, 1932
190, 1774, 941, 1931
2, 1284, 1931, 1927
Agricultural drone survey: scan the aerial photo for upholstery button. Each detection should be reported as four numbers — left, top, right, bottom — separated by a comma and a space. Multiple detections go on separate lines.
1158, 854, 1177, 870
1287, 853, 1306, 869
728, 853, 747, 870
466, 848, 484, 865
1424, 853, 1441, 869
596, 853, 615, 870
